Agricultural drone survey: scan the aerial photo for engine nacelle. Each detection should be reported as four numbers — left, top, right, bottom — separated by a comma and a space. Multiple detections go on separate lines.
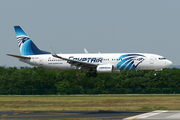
96, 65, 114, 73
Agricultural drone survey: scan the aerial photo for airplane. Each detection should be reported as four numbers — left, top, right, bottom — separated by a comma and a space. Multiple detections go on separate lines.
7, 26, 172, 77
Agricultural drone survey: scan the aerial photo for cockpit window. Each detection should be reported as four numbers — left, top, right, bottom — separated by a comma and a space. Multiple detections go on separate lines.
159, 58, 166, 60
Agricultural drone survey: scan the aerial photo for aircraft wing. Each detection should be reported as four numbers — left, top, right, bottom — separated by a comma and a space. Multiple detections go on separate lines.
7, 54, 31, 59
49, 46, 97, 68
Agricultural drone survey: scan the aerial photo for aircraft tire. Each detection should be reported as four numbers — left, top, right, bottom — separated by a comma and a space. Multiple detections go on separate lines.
91, 72, 97, 77
86, 73, 91, 77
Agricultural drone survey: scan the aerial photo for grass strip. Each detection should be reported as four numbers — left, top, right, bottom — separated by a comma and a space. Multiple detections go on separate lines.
0, 95, 180, 111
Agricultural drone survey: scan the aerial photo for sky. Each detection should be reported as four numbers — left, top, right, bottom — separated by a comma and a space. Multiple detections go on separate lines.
0, 0, 180, 67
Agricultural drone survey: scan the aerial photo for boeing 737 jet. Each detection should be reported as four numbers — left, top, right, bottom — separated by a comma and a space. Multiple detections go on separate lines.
7, 26, 172, 77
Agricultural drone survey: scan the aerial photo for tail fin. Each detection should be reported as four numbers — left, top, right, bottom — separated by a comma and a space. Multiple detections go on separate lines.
14, 26, 50, 56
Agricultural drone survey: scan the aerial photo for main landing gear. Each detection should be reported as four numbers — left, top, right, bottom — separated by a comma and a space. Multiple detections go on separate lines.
86, 72, 97, 77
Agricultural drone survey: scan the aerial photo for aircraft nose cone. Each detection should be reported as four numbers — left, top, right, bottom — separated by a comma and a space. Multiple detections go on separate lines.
167, 60, 172, 66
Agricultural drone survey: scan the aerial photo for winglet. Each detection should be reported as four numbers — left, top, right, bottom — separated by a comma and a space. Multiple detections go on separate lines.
49, 46, 66, 60
84, 48, 89, 54
49, 46, 58, 57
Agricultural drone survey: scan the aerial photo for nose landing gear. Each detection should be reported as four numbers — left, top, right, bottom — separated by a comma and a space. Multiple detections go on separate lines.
154, 69, 163, 76
154, 72, 157, 76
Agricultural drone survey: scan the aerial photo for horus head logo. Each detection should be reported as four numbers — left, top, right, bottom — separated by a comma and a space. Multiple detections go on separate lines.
17, 36, 30, 48
117, 54, 145, 70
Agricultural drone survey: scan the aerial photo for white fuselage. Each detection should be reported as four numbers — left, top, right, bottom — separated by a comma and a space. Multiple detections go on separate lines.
19, 53, 172, 72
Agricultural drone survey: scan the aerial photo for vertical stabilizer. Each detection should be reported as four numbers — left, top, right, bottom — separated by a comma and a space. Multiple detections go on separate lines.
14, 26, 50, 56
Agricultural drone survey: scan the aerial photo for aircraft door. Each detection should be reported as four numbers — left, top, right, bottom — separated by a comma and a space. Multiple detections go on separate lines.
39, 57, 43, 65
150, 56, 154, 64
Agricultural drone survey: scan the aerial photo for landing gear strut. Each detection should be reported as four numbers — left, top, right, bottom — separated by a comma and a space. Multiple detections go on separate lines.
91, 72, 97, 77
86, 72, 97, 77
154, 69, 162, 76
154, 72, 157, 76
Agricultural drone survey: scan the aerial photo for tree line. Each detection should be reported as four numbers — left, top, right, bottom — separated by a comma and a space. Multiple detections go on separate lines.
0, 66, 180, 95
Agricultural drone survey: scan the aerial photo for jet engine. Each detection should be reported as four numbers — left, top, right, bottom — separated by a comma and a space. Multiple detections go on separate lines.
96, 65, 114, 73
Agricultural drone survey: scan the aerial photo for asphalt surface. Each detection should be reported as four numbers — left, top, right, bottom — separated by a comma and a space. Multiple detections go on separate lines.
124, 110, 180, 120
0, 110, 148, 119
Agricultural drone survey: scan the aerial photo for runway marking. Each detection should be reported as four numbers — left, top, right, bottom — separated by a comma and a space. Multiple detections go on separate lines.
166, 113, 180, 118
60, 116, 130, 119
13, 113, 19, 115
123, 110, 168, 120
39, 112, 80, 115
130, 116, 137, 119
1, 114, 7, 117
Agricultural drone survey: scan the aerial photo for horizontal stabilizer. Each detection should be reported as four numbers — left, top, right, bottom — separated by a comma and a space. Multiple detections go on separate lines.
6, 54, 31, 59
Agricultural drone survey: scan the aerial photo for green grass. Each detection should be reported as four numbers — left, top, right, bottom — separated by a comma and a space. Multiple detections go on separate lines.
0, 95, 180, 111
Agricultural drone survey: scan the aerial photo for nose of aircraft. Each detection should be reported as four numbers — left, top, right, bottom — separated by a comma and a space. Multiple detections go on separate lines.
166, 60, 172, 67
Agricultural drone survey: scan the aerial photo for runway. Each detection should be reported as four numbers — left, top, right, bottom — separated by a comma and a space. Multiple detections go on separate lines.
124, 110, 180, 120
0, 110, 147, 119
2, 110, 180, 119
